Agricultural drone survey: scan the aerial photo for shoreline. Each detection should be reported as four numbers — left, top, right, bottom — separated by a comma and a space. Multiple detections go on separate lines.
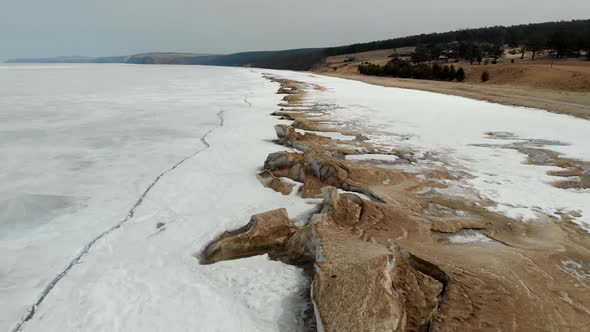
314, 71, 590, 120
201, 72, 590, 330
6, 66, 590, 331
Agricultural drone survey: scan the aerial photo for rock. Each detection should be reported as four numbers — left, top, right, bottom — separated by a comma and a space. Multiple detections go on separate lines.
282, 94, 300, 102
310, 215, 442, 332
292, 119, 319, 131
272, 223, 319, 266
355, 134, 369, 141
277, 87, 296, 94
264, 152, 349, 192
287, 162, 307, 182
200, 208, 296, 264
291, 141, 309, 152
274, 124, 302, 142
320, 187, 362, 227
300, 177, 325, 198
304, 156, 321, 178
264, 151, 298, 170
268, 178, 295, 195
257, 172, 295, 195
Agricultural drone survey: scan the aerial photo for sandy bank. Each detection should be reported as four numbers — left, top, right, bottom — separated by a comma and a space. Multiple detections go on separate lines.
314, 71, 590, 120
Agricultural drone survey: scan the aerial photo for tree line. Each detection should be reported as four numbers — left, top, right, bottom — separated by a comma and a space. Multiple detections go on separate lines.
358, 58, 466, 81
325, 20, 590, 63
193, 19, 590, 70
190, 19, 590, 71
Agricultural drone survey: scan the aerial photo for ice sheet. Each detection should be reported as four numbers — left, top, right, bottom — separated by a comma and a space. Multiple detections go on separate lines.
0, 64, 312, 332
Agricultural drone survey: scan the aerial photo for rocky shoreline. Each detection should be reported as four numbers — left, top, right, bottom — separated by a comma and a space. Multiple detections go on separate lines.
199, 76, 590, 331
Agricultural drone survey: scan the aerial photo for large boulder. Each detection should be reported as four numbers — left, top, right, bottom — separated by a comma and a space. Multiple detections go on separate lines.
200, 208, 296, 264
274, 124, 302, 143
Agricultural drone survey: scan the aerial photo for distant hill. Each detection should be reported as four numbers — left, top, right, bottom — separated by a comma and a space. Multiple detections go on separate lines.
6, 19, 589, 70
125, 52, 219, 64
5, 56, 98, 63
4, 53, 215, 64
201, 48, 325, 70
5, 48, 326, 70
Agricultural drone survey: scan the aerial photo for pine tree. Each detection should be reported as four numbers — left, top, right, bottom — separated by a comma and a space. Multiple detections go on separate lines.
456, 68, 466, 82
449, 65, 457, 81
441, 66, 450, 80
481, 71, 490, 82
432, 63, 441, 79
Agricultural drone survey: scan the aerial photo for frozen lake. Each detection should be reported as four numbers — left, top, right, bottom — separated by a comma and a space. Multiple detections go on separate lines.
0, 64, 312, 332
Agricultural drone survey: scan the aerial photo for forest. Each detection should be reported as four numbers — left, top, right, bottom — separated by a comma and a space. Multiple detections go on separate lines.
324, 20, 590, 60
358, 59, 466, 81
275, 19, 590, 70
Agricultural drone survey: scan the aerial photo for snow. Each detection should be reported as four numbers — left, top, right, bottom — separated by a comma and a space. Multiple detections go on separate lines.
560, 259, 590, 279
0, 64, 313, 332
336, 189, 373, 201
448, 231, 494, 244
264, 71, 590, 230
294, 128, 356, 141
345, 154, 399, 163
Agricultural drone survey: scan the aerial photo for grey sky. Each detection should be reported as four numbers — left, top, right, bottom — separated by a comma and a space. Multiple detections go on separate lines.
1, 0, 588, 60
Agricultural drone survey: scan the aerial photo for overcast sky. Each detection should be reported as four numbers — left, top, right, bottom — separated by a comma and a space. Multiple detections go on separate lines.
1, 0, 588, 60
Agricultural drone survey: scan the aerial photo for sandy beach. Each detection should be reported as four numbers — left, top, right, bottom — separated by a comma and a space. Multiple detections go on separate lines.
316, 71, 590, 120
314, 52, 590, 121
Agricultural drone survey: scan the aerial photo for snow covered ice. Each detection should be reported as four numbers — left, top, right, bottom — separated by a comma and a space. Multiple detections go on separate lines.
1, 64, 312, 332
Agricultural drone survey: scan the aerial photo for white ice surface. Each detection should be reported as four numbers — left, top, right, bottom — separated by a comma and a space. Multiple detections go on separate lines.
345, 154, 399, 163
1, 64, 314, 332
265, 71, 590, 229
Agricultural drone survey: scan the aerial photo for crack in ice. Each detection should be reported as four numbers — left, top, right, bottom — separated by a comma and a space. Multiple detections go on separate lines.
11, 110, 225, 332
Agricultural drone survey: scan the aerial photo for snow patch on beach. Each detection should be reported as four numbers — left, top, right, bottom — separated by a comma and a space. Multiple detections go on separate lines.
294, 128, 355, 141
346, 154, 399, 163
448, 231, 494, 244
266, 70, 590, 230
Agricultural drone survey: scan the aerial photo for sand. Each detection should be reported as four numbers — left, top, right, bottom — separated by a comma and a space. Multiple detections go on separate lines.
316, 51, 590, 120
317, 71, 590, 120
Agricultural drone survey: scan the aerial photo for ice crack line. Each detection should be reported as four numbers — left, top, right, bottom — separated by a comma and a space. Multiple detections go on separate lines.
12, 110, 225, 332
